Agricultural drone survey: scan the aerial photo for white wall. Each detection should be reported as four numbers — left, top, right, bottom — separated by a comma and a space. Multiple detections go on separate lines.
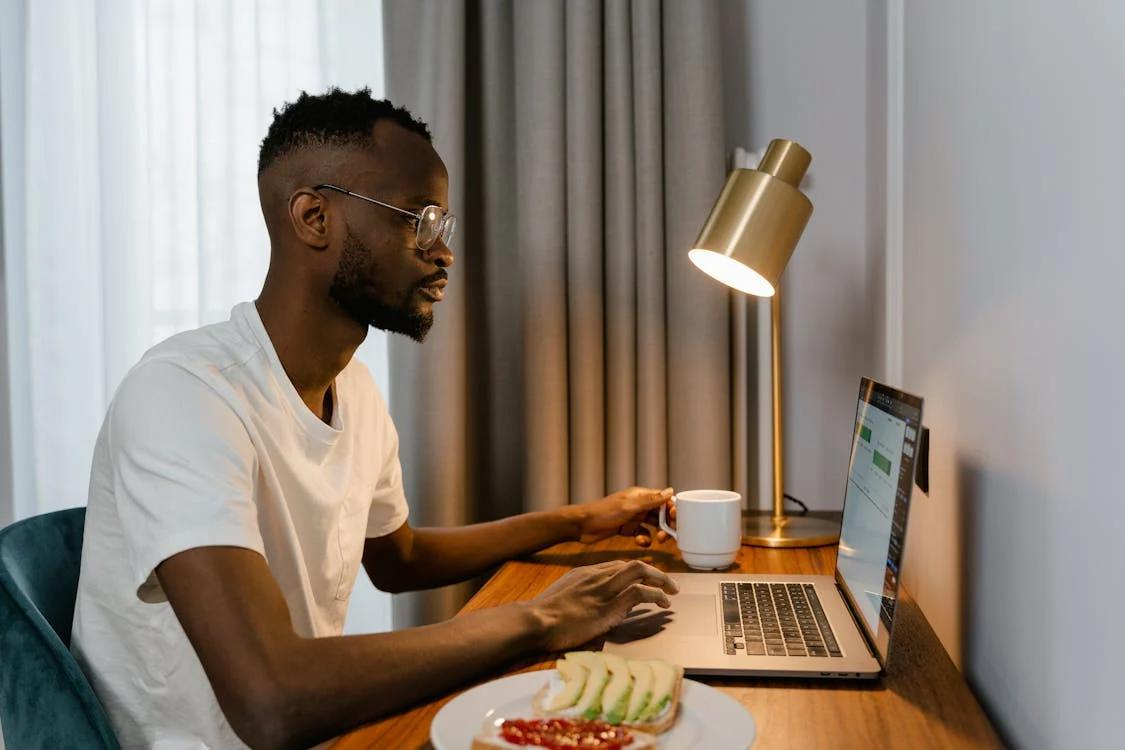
720, 0, 887, 510
899, 1, 1125, 746
0, 104, 11, 532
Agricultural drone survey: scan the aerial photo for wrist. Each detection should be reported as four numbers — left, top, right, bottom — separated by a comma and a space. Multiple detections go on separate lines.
554, 505, 587, 543
512, 600, 555, 653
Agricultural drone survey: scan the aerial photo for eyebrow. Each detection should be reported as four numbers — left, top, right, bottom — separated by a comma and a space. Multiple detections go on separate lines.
405, 195, 446, 210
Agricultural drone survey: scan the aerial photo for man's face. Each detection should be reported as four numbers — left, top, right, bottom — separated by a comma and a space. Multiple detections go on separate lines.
326, 122, 453, 341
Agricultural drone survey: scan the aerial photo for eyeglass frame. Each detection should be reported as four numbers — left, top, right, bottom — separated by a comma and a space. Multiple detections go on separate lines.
313, 183, 456, 251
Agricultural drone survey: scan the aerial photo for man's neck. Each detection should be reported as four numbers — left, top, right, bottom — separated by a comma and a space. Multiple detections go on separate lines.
254, 278, 366, 424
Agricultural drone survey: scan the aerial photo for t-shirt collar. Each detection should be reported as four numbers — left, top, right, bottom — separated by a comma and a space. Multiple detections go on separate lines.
236, 301, 345, 444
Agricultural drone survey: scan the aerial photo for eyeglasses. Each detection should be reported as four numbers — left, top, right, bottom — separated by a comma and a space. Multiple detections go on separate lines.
314, 183, 456, 251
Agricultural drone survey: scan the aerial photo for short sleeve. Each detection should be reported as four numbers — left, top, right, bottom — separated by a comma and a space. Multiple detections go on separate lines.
365, 386, 409, 538
108, 360, 264, 603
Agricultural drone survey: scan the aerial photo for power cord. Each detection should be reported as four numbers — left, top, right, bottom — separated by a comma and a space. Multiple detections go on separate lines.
784, 493, 809, 515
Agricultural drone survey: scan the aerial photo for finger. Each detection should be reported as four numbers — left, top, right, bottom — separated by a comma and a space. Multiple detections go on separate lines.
633, 524, 654, 546
626, 486, 674, 511
655, 529, 670, 543
610, 559, 679, 595
623, 582, 672, 609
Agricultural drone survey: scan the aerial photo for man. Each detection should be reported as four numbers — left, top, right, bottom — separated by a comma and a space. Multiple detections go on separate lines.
71, 88, 679, 750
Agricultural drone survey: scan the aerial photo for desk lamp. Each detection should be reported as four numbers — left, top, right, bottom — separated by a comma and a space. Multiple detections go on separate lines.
689, 139, 839, 548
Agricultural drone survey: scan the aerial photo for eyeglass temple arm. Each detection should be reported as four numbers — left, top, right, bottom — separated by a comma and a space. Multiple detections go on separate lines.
313, 183, 421, 221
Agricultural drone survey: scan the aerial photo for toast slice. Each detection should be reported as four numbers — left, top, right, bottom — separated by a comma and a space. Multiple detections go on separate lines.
531, 660, 684, 735
622, 665, 683, 735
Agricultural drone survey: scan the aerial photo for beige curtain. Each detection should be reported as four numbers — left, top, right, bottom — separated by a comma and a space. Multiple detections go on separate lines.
384, 0, 747, 626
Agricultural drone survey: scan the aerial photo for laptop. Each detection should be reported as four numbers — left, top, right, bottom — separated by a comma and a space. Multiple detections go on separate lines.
604, 377, 923, 678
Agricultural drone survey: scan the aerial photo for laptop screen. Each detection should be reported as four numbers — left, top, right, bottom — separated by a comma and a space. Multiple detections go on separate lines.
835, 378, 923, 664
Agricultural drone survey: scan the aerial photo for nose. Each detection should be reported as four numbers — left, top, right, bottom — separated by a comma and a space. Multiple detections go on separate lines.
427, 239, 454, 269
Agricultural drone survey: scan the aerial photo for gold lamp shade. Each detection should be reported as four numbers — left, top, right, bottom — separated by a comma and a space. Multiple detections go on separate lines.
689, 139, 813, 297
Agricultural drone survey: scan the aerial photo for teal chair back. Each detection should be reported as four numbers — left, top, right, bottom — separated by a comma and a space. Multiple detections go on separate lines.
0, 508, 119, 748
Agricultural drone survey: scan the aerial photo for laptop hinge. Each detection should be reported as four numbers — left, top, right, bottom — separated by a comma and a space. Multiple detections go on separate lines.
834, 577, 883, 668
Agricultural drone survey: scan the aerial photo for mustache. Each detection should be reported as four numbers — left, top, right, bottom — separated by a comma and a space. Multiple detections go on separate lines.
416, 270, 448, 288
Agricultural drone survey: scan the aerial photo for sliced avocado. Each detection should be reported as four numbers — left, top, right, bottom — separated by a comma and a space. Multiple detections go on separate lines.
543, 658, 588, 711
638, 660, 676, 722
624, 660, 654, 722
597, 653, 633, 725
565, 652, 609, 720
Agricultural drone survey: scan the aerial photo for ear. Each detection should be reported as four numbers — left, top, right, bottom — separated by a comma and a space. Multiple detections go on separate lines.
288, 188, 331, 250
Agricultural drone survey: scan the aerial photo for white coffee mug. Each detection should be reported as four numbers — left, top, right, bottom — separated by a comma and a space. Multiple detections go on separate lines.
658, 489, 742, 570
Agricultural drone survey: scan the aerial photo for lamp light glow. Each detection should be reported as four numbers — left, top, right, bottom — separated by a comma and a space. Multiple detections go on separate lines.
688, 248, 775, 297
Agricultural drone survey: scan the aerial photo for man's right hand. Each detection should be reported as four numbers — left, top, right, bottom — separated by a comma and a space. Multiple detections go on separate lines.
525, 560, 679, 652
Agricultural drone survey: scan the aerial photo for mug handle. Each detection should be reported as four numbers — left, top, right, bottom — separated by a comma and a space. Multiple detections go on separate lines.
659, 503, 677, 541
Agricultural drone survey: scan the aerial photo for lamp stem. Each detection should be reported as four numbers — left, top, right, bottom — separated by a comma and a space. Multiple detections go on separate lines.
771, 290, 786, 524
742, 283, 840, 547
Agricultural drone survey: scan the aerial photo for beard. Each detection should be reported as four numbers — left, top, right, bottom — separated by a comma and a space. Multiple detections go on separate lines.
328, 228, 437, 342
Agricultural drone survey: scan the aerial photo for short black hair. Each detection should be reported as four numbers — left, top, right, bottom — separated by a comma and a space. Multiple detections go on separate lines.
257, 87, 432, 175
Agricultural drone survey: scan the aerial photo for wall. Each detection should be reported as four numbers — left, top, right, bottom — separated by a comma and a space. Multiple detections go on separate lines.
0, 0, 26, 531
0, 93, 10, 531
0, 31, 8, 746
899, 1, 1125, 746
720, 0, 887, 510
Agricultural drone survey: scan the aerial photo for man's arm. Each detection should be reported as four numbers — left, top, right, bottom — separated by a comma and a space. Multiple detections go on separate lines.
363, 486, 673, 593
157, 545, 675, 750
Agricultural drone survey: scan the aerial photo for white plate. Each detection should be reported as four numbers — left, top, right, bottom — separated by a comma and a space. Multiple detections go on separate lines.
431, 671, 756, 750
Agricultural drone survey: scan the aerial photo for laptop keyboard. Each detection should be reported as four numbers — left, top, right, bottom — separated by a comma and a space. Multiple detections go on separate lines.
721, 582, 843, 657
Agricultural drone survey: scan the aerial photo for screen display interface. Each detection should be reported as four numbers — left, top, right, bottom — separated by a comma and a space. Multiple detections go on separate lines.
836, 379, 923, 663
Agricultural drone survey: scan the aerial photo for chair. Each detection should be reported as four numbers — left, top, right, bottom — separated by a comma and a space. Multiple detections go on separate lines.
0, 508, 119, 748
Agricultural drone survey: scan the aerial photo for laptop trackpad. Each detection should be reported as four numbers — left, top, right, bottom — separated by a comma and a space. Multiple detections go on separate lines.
606, 595, 717, 643
667, 594, 718, 636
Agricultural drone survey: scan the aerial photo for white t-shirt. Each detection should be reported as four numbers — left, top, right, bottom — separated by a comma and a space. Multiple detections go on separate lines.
71, 301, 409, 749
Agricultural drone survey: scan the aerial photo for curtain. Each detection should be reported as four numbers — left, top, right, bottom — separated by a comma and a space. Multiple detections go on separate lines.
0, 0, 393, 634
384, 0, 749, 626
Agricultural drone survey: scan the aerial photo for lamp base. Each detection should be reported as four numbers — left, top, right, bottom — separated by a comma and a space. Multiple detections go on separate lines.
742, 510, 841, 548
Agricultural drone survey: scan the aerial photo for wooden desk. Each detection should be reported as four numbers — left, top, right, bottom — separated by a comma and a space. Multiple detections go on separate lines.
333, 534, 1001, 749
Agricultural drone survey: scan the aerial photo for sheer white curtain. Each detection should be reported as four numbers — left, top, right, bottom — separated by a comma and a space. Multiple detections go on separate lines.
0, 0, 392, 634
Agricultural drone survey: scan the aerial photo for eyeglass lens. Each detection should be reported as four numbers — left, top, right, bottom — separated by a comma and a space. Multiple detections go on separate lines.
417, 206, 456, 250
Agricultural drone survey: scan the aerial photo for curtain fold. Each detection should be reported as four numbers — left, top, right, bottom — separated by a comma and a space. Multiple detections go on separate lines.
0, 0, 392, 512
384, 0, 740, 627
0, 0, 394, 634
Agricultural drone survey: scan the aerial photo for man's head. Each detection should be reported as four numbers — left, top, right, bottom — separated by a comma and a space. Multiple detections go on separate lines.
257, 88, 453, 342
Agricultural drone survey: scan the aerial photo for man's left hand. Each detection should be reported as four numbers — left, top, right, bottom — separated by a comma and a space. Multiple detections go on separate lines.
571, 486, 674, 545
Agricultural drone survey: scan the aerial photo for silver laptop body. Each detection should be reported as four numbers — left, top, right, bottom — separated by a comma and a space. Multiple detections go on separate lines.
605, 378, 924, 679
